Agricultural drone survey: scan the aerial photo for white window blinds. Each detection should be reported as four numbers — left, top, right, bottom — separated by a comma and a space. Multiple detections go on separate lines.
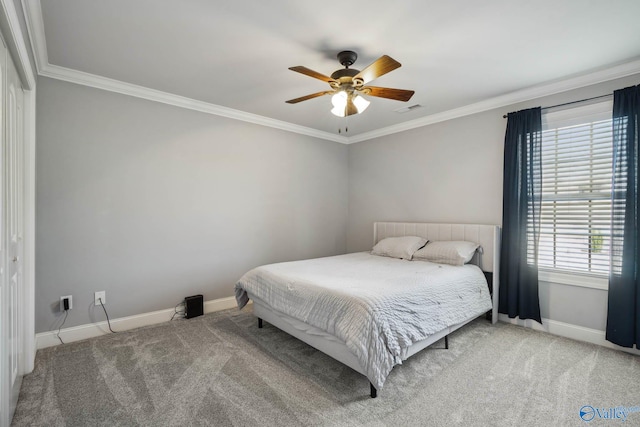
538, 100, 613, 276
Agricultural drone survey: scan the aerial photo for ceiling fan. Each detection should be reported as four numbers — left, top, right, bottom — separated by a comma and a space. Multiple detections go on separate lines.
286, 51, 415, 117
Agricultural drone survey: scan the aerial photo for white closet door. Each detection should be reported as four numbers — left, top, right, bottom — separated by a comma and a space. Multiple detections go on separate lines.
0, 33, 24, 427
0, 33, 7, 427
6, 44, 24, 422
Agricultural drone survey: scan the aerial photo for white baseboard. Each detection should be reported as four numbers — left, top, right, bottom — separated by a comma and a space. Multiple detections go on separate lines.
38, 301, 640, 357
498, 314, 640, 356
36, 296, 240, 349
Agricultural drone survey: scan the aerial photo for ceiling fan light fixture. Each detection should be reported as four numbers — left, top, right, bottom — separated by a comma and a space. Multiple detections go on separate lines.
331, 91, 348, 117
330, 105, 346, 117
331, 91, 347, 108
353, 94, 370, 113
330, 91, 369, 117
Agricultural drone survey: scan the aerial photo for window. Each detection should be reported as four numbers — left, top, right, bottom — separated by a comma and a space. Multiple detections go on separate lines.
537, 101, 613, 278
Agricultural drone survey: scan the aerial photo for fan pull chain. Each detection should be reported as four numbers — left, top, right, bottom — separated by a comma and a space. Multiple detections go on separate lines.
337, 110, 349, 134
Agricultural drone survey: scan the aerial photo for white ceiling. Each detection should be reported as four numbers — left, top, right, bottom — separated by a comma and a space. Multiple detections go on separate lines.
26, 0, 640, 140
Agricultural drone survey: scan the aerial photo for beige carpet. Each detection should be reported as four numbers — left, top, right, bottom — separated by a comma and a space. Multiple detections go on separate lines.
12, 307, 640, 426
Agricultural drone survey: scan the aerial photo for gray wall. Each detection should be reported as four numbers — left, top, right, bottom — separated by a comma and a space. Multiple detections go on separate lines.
347, 109, 504, 250
348, 73, 640, 331
37, 70, 640, 334
36, 77, 349, 333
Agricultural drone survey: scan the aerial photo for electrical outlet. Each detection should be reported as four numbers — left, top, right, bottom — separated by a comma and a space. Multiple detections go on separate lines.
60, 295, 72, 311
94, 291, 106, 306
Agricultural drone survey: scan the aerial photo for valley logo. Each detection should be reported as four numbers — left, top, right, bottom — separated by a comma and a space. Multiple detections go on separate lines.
579, 405, 640, 422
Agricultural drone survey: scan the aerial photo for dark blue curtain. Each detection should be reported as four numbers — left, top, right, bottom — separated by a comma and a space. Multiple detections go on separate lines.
607, 84, 640, 348
499, 107, 542, 323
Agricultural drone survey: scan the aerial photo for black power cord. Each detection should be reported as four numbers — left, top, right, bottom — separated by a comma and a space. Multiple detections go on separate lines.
170, 301, 186, 321
98, 297, 116, 333
57, 309, 69, 344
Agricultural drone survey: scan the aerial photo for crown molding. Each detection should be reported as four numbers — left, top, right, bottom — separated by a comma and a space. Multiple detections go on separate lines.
347, 58, 640, 144
21, 0, 640, 145
21, 0, 46, 74
0, 0, 36, 89
39, 63, 348, 143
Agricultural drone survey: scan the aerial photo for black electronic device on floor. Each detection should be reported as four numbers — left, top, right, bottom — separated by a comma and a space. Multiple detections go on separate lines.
184, 294, 204, 319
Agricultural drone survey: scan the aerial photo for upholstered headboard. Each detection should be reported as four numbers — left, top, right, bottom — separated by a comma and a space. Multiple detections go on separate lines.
373, 222, 501, 323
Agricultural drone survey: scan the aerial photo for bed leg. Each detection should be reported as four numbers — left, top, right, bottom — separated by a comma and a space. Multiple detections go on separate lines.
370, 383, 377, 398
445, 335, 449, 349
258, 318, 263, 329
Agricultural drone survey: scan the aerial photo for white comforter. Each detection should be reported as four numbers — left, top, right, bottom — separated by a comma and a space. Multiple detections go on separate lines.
235, 252, 492, 389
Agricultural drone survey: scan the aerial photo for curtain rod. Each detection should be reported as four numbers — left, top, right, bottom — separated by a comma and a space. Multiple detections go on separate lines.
502, 93, 613, 118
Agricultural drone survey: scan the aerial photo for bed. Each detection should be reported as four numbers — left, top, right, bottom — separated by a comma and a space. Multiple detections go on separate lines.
235, 222, 500, 398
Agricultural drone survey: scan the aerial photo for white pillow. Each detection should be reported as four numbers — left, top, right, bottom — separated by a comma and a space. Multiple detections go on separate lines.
412, 241, 479, 266
371, 236, 428, 260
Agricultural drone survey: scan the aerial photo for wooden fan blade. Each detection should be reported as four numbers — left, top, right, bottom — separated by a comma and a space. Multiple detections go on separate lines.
359, 86, 415, 102
285, 91, 333, 104
353, 55, 401, 85
289, 66, 336, 83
